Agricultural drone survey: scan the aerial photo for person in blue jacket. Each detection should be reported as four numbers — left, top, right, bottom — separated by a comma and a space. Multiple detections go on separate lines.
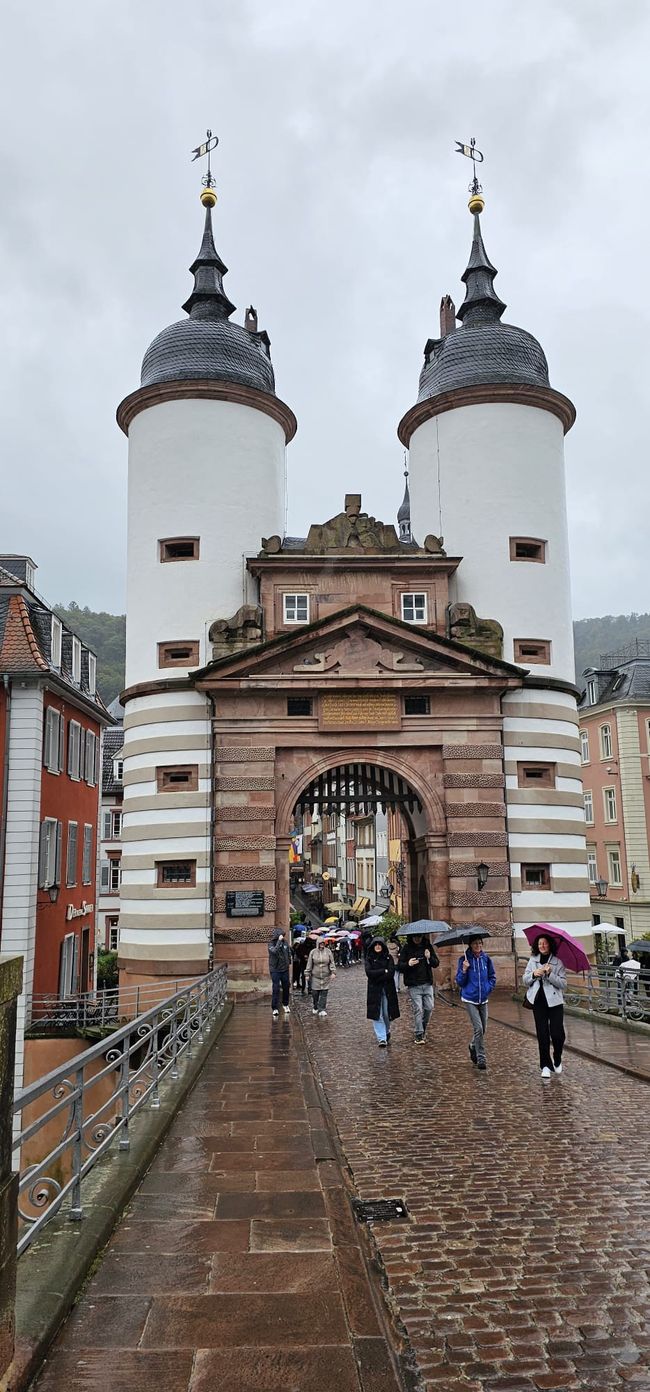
455, 937, 497, 1071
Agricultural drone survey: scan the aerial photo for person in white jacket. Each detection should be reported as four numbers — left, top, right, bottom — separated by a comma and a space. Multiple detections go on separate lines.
522, 933, 567, 1079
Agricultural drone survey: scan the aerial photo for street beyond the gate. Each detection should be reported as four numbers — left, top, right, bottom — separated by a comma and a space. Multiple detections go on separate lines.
298, 969, 650, 1390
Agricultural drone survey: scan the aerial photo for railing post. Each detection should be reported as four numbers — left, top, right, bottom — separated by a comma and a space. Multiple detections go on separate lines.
136, 986, 141, 1019
0, 955, 23, 1383
118, 1035, 131, 1150
150, 1012, 161, 1108
68, 1065, 85, 1221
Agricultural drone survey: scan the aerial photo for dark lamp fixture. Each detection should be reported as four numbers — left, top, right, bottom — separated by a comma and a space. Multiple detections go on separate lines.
595, 877, 608, 898
476, 861, 489, 891
47, 884, 59, 903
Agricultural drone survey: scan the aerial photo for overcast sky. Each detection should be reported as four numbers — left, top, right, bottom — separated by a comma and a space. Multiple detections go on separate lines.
1, 0, 648, 621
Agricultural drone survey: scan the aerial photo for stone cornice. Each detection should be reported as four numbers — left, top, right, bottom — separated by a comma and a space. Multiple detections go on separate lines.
397, 382, 576, 446
116, 378, 297, 443
121, 676, 194, 704
248, 554, 462, 575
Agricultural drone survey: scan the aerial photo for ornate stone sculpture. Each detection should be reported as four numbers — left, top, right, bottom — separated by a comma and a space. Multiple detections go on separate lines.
209, 605, 264, 660
260, 495, 445, 557
448, 602, 504, 661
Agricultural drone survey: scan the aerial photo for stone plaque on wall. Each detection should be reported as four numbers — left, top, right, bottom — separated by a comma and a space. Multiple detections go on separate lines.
319, 692, 400, 730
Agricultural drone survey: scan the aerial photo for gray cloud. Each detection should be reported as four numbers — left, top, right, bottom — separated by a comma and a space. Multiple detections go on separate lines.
0, 0, 648, 619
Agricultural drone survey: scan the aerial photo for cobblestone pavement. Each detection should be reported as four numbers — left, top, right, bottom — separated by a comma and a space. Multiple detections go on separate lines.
488, 997, 650, 1083
32, 1006, 401, 1392
296, 968, 650, 1391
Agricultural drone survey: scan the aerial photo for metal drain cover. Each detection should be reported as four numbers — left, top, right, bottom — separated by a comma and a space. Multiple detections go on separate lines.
352, 1198, 409, 1223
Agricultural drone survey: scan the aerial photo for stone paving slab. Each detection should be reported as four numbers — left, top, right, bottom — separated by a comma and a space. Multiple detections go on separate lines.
32, 1009, 403, 1392
489, 996, 650, 1082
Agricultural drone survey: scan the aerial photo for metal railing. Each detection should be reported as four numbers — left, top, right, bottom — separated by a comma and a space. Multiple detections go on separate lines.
27, 978, 200, 1032
515, 956, 650, 1024
13, 965, 227, 1255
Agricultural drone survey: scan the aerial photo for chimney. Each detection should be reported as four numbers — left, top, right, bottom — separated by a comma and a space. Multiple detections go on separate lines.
244, 306, 258, 333
439, 295, 456, 337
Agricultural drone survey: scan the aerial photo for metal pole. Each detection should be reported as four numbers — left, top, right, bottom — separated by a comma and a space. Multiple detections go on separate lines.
69, 1066, 84, 1221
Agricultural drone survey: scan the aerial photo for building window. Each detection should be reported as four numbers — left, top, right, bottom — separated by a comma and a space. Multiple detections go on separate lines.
156, 859, 197, 887
43, 707, 64, 774
580, 730, 590, 764
59, 933, 77, 996
587, 849, 598, 885
114, 758, 123, 783
401, 593, 427, 623
404, 695, 430, 715
159, 536, 200, 562
88, 653, 97, 695
287, 697, 312, 716
101, 856, 121, 893
599, 724, 613, 760
102, 810, 112, 840
107, 918, 120, 951
521, 863, 551, 890
607, 847, 622, 887
158, 640, 200, 668
283, 594, 309, 624
111, 811, 122, 838
586, 678, 597, 705
65, 822, 78, 887
39, 817, 62, 889
84, 730, 98, 785
71, 636, 82, 685
156, 765, 199, 792
509, 537, 546, 563
513, 638, 551, 664
51, 616, 62, 668
583, 790, 594, 824
603, 787, 617, 823
68, 720, 81, 780
82, 824, 93, 884
518, 762, 555, 788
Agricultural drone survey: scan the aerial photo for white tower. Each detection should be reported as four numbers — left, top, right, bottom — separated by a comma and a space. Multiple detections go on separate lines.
399, 189, 592, 945
116, 180, 296, 986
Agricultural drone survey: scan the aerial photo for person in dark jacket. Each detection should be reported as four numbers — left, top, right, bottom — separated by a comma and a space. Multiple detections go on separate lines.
292, 933, 310, 993
455, 937, 496, 1070
365, 937, 400, 1047
397, 934, 440, 1044
268, 929, 292, 1017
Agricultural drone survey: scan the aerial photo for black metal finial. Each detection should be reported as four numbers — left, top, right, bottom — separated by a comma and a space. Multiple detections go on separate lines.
455, 137, 484, 198
191, 129, 219, 190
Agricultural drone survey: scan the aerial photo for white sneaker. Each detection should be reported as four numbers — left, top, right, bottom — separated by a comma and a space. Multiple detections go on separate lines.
319, 1010, 327, 1017
554, 1062, 563, 1075
541, 1066, 552, 1079
272, 1010, 279, 1018
283, 1005, 290, 1014
312, 1008, 319, 1015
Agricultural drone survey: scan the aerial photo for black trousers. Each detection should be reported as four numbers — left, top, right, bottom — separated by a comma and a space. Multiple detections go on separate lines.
532, 993, 565, 1069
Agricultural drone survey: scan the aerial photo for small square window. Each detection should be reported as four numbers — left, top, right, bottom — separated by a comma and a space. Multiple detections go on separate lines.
401, 593, 427, 624
283, 594, 309, 624
287, 697, 312, 716
509, 537, 546, 563
517, 762, 555, 788
521, 863, 551, 889
51, 616, 62, 668
513, 639, 551, 665
156, 859, 197, 887
404, 695, 430, 715
71, 637, 82, 685
156, 765, 199, 792
158, 640, 200, 668
159, 537, 200, 562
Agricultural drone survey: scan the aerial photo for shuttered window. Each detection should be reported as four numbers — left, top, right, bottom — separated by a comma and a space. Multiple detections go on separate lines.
43, 707, 63, 773
82, 824, 93, 884
39, 817, 62, 889
66, 822, 78, 887
68, 721, 81, 780
84, 731, 97, 785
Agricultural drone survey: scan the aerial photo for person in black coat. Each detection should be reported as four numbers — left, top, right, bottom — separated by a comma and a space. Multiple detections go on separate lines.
397, 934, 439, 1045
365, 937, 400, 1047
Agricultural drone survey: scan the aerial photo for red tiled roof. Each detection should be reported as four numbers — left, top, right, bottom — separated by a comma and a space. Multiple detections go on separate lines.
0, 595, 48, 672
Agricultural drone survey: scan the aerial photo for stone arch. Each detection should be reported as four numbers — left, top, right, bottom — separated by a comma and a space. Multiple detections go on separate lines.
275, 746, 446, 838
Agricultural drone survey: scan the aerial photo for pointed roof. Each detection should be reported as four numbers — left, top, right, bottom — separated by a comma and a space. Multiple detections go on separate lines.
456, 211, 506, 326
0, 594, 48, 672
397, 472, 410, 524
181, 204, 236, 319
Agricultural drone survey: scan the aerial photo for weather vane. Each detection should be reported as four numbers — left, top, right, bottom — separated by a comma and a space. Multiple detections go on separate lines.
455, 137, 484, 197
191, 129, 219, 190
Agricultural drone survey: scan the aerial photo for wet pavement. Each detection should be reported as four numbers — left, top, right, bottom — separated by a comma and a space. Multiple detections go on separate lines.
32, 973, 650, 1391
489, 996, 650, 1083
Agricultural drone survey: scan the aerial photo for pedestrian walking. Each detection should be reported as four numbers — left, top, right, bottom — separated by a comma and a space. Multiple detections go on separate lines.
306, 937, 336, 1017
268, 929, 292, 1018
397, 933, 439, 1045
292, 932, 310, 993
523, 931, 567, 1078
456, 936, 496, 1071
366, 937, 400, 1047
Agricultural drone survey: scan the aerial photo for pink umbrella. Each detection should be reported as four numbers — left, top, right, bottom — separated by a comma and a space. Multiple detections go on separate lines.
523, 923, 590, 974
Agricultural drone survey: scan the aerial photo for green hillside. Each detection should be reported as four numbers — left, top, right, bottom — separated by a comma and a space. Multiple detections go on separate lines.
54, 603, 650, 706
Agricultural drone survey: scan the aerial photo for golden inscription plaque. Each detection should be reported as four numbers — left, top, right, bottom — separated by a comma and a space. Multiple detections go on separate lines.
320, 692, 401, 730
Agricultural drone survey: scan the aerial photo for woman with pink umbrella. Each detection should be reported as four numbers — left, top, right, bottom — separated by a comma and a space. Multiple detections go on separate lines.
522, 927, 571, 1079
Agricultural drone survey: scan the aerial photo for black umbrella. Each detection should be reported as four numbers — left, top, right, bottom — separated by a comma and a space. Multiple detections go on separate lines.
434, 925, 491, 946
624, 941, 650, 956
397, 919, 451, 937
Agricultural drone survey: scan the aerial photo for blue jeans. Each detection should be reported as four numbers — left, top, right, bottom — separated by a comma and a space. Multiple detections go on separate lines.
372, 991, 391, 1042
464, 1001, 488, 1062
408, 983, 434, 1037
271, 970, 290, 1010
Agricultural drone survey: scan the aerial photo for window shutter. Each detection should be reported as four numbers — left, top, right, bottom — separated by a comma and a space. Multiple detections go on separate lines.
57, 712, 64, 772
43, 709, 52, 769
38, 821, 49, 887
95, 735, 100, 787
103, 811, 111, 840
54, 821, 63, 886
100, 862, 110, 892
79, 728, 86, 779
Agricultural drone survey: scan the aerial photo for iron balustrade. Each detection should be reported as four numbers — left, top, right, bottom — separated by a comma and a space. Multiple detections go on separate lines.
27, 978, 200, 1032
515, 956, 650, 1024
13, 965, 227, 1255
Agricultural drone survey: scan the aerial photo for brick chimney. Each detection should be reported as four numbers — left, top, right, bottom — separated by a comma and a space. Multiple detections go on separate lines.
439, 295, 456, 337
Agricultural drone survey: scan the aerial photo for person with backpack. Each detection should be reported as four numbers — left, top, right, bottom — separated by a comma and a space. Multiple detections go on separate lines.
455, 936, 496, 1071
397, 933, 440, 1044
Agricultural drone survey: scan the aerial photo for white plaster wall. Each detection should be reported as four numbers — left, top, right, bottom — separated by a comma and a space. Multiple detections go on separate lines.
408, 403, 574, 681
125, 398, 286, 687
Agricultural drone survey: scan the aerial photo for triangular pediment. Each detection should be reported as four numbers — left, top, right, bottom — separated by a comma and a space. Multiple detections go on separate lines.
194, 605, 524, 687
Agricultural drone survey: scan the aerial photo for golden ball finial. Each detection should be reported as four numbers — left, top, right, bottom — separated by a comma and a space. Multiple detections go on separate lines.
200, 187, 217, 208
468, 191, 485, 215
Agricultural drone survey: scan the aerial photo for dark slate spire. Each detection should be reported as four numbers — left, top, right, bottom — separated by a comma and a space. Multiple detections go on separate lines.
181, 199, 236, 320
397, 469, 411, 542
456, 210, 506, 327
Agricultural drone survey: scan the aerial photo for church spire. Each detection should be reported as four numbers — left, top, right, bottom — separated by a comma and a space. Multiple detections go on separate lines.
456, 198, 506, 328
181, 193, 236, 320
397, 466, 411, 543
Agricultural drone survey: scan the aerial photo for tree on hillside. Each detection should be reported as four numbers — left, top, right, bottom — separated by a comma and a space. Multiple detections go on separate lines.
55, 603, 126, 706
573, 613, 650, 684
